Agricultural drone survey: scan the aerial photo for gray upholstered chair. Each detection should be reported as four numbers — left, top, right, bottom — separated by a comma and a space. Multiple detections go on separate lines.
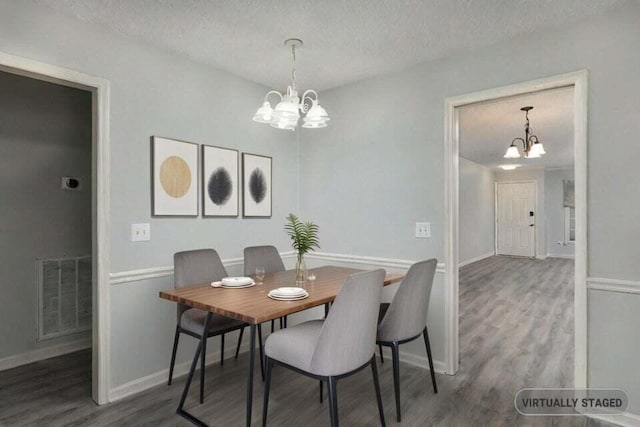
262, 269, 387, 427
168, 249, 249, 404
377, 259, 438, 422
244, 245, 288, 331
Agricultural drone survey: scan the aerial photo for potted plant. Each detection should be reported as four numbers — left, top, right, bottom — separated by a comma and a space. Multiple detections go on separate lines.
285, 213, 320, 284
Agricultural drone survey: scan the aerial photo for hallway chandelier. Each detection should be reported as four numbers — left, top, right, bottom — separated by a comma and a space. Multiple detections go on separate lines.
504, 106, 546, 159
252, 38, 329, 131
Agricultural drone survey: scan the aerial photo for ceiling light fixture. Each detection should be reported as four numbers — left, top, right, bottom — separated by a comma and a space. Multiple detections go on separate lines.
504, 106, 545, 159
253, 39, 329, 131
499, 164, 522, 171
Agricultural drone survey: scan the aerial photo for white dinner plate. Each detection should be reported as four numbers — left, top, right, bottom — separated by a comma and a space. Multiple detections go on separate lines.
211, 280, 255, 288
221, 276, 254, 287
268, 293, 309, 301
270, 287, 306, 296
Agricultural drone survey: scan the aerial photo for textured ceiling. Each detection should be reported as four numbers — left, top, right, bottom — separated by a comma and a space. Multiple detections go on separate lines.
34, 0, 623, 91
459, 86, 574, 170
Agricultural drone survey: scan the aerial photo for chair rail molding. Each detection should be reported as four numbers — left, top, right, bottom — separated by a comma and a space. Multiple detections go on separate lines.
110, 251, 446, 285
587, 277, 640, 295
0, 50, 111, 405
444, 69, 588, 383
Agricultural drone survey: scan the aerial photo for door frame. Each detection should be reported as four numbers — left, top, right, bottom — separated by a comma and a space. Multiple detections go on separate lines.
494, 180, 538, 258
0, 51, 111, 404
444, 70, 588, 388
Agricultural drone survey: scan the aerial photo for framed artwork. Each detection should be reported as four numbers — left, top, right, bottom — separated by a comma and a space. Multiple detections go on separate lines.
242, 153, 272, 218
202, 145, 239, 217
152, 136, 199, 216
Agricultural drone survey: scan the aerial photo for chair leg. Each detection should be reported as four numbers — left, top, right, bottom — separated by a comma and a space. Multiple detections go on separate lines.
262, 357, 273, 427
235, 327, 244, 359
319, 380, 323, 403
378, 344, 384, 364
371, 357, 386, 427
279, 317, 283, 329
220, 333, 225, 366
168, 326, 180, 385
284, 316, 288, 328
271, 319, 275, 333
258, 323, 265, 381
328, 377, 339, 427
200, 333, 207, 404
391, 342, 401, 422
423, 327, 438, 393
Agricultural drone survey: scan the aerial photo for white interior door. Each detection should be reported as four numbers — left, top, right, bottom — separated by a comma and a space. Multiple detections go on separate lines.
496, 181, 536, 257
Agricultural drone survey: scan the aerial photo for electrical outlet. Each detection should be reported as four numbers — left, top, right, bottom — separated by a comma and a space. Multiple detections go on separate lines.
415, 222, 431, 239
131, 223, 151, 242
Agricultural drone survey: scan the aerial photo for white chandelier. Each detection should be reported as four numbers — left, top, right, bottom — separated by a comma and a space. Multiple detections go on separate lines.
253, 39, 329, 131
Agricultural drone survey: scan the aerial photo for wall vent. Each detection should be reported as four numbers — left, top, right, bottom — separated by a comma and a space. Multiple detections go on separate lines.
37, 255, 92, 341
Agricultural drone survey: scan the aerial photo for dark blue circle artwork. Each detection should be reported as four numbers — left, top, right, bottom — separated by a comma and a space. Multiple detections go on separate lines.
249, 168, 267, 203
208, 167, 232, 206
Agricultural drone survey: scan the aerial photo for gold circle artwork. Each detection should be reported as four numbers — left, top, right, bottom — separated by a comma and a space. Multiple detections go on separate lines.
160, 156, 192, 198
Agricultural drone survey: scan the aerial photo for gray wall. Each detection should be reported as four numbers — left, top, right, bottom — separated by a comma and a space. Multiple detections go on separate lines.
459, 158, 495, 263
494, 168, 546, 258
0, 2, 298, 387
301, 1, 640, 414
545, 168, 575, 258
0, 71, 92, 359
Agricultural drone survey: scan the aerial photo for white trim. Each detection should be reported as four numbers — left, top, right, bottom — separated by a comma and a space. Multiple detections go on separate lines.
0, 51, 111, 405
444, 70, 589, 384
588, 412, 640, 427
0, 336, 91, 371
588, 277, 640, 295
547, 253, 575, 259
306, 251, 445, 273
397, 350, 447, 375
109, 252, 296, 285
458, 252, 495, 268
495, 180, 538, 258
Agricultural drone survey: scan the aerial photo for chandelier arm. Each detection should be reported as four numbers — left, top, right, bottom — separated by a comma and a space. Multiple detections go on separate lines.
299, 89, 319, 113
264, 90, 283, 103
511, 137, 526, 150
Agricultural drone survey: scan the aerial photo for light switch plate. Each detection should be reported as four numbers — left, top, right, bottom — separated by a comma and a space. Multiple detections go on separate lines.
131, 223, 151, 242
415, 222, 431, 239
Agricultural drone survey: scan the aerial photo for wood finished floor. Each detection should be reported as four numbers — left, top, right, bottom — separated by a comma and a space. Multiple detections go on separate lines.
0, 256, 612, 426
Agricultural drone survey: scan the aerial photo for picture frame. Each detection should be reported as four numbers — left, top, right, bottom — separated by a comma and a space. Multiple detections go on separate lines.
151, 136, 199, 216
202, 145, 239, 217
242, 153, 272, 218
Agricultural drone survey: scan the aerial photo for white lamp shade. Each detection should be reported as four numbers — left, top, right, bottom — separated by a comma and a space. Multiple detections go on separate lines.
252, 102, 273, 123
270, 117, 297, 131
272, 99, 300, 121
529, 142, 546, 156
302, 120, 328, 129
306, 103, 329, 120
504, 145, 521, 159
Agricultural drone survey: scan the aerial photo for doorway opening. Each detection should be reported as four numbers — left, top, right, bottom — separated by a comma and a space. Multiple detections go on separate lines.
444, 71, 588, 392
0, 51, 110, 404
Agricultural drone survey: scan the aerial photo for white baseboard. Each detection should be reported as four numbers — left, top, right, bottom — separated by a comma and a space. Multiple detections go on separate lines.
547, 253, 575, 259
0, 335, 91, 371
588, 412, 640, 427
398, 350, 447, 375
109, 340, 254, 402
458, 251, 494, 268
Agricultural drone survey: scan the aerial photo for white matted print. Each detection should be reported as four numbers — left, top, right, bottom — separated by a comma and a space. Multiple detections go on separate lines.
242, 153, 272, 218
152, 136, 199, 216
202, 145, 239, 217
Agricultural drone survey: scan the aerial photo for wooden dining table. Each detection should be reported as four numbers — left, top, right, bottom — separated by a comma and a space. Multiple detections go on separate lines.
159, 265, 404, 427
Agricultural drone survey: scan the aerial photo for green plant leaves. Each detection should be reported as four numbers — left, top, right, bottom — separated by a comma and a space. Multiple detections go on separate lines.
285, 213, 320, 256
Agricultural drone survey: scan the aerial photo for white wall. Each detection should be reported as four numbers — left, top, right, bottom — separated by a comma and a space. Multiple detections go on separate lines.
0, 71, 92, 360
0, 2, 298, 388
301, 1, 640, 415
545, 168, 575, 258
459, 158, 495, 264
494, 168, 546, 258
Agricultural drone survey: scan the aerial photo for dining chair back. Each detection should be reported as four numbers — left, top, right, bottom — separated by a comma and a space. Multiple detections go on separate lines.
377, 259, 437, 342
243, 245, 285, 275
311, 268, 385, 376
